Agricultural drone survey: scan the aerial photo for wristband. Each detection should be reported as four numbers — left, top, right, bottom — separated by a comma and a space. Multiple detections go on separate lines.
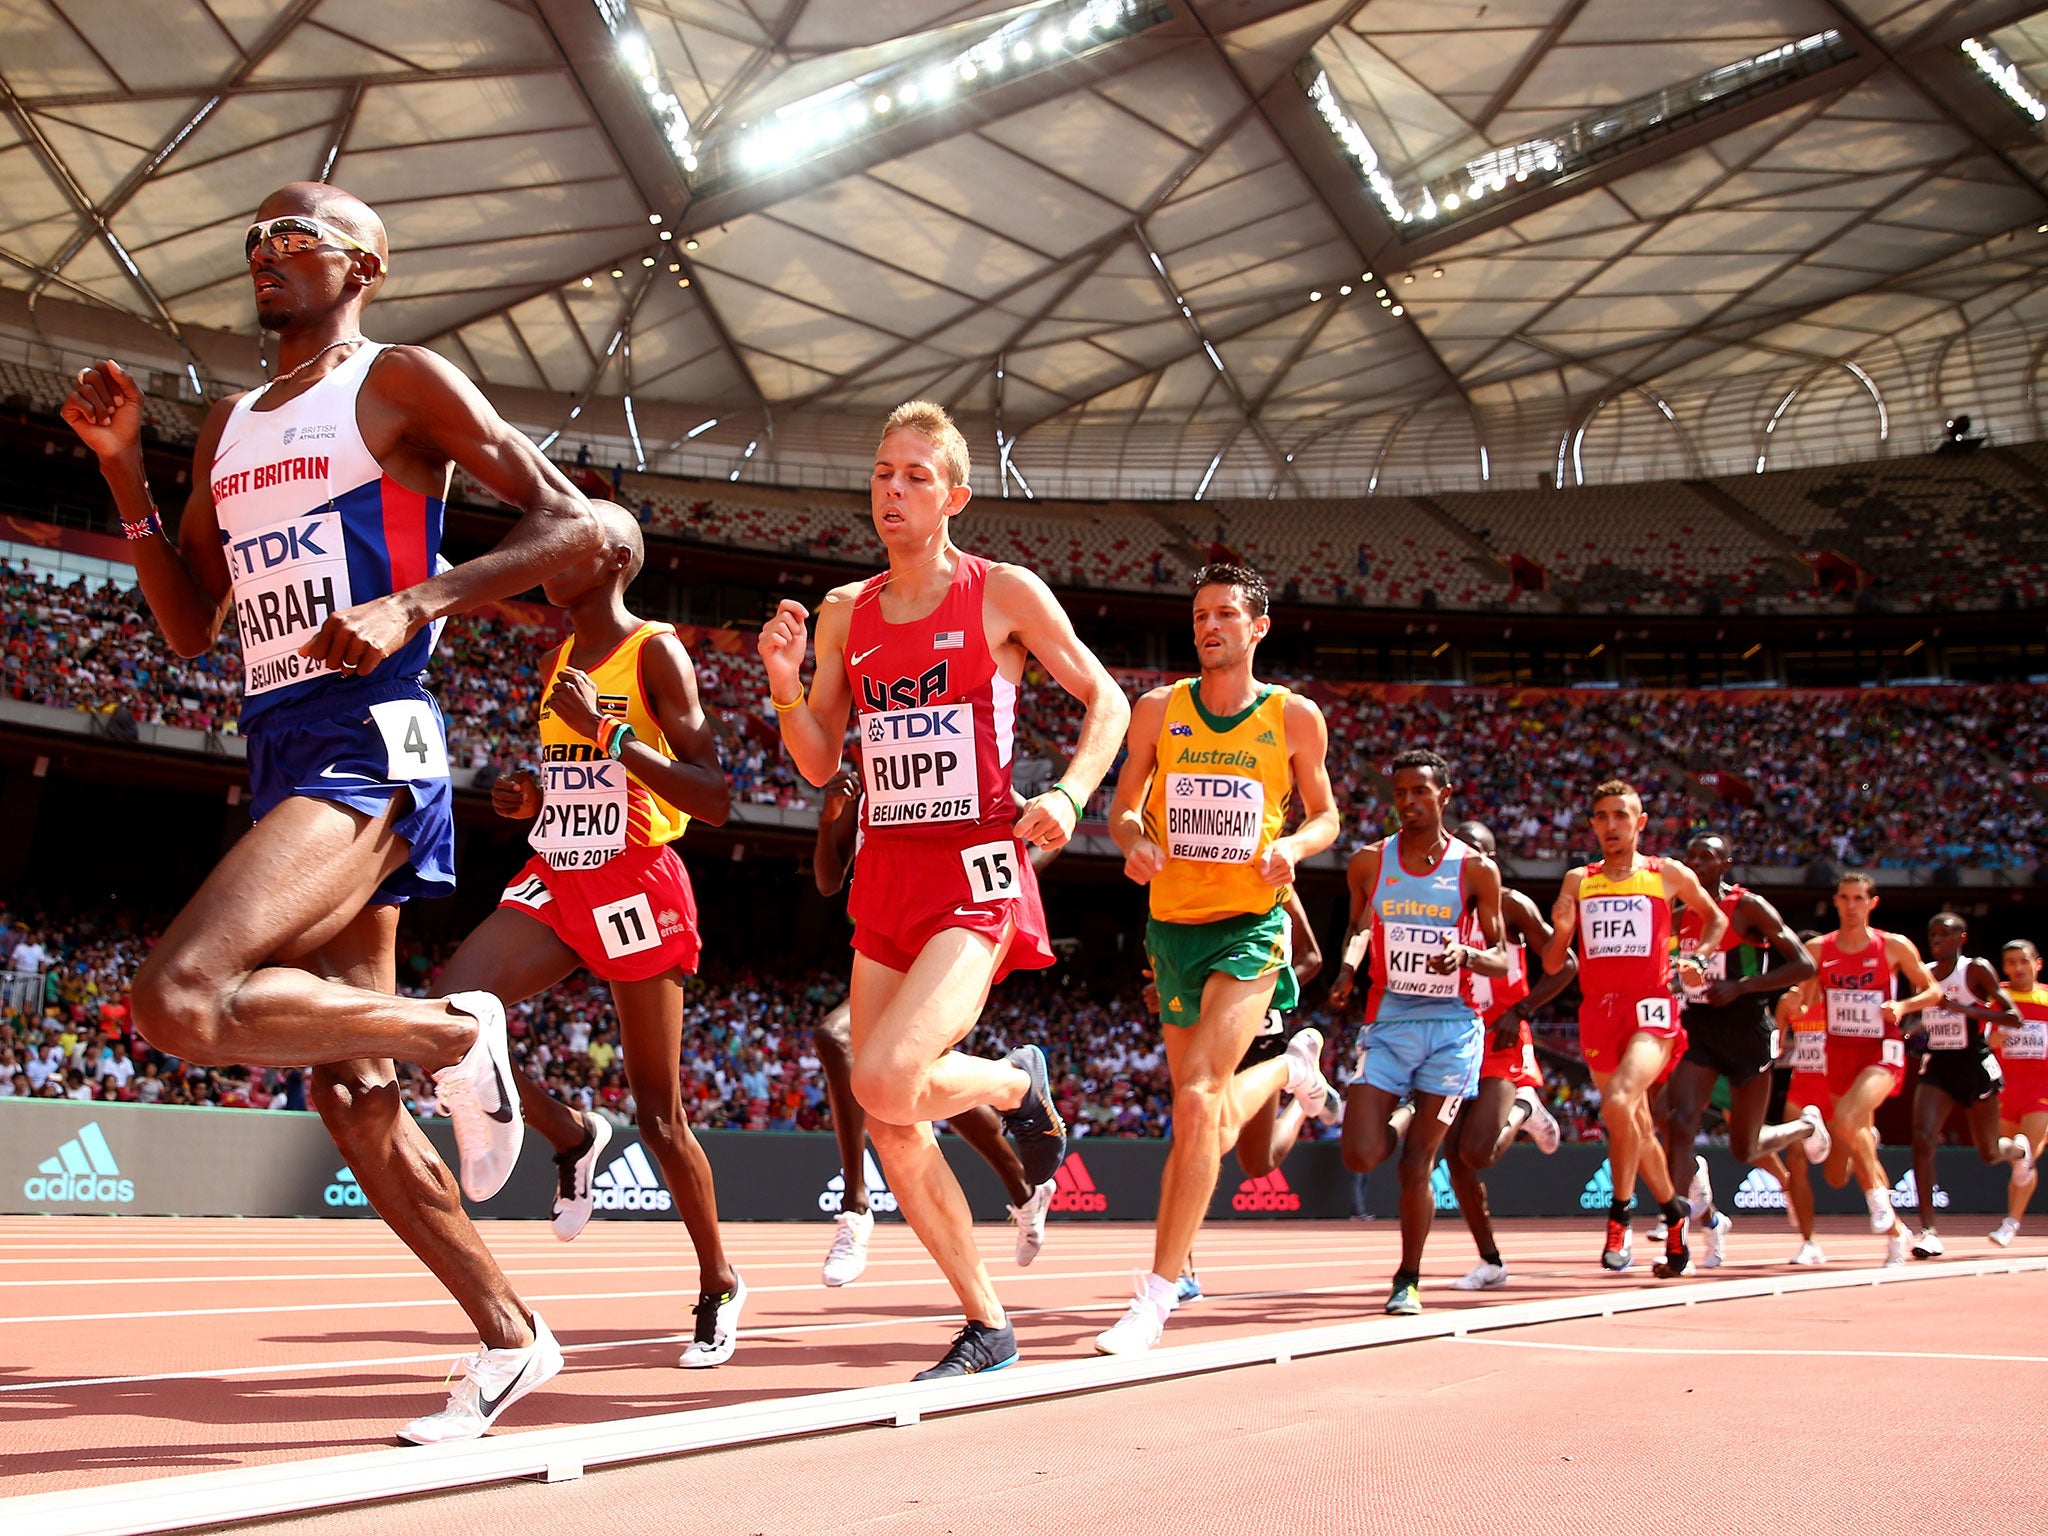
771, 688, 806, 714
601, 719, 636, 760
1051, 781, 1085, 819
120, 506, 164, 542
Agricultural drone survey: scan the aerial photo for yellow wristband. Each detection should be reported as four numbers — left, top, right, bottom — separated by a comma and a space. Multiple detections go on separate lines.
771, 689, 806, 714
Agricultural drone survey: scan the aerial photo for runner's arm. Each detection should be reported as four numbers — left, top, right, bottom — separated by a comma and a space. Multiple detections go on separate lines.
300, 346, 603, 673
630, 631, 731, 825
1439, 855, 1508, 979
759, 585, 858, 786
1010, 787, 1063, 872
1502, 889, 1576, 1017
1959, 957, 2021, 1026
1883, 933, 1943, 1023
1108, 687, 1169, 884
1257, 694, 1339, 887
1663, 860, 1730, 963
1282, 886, 1322, 986
1707, 892, 1815, 1004
62, 363, 235, 655
1541, 868, 1583, 975
1327, 845, 1381, 1006
812, 769, 862, 896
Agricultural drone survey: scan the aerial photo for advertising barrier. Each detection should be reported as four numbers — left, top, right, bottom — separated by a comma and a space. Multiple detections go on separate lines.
0, 1098, 2025, 1222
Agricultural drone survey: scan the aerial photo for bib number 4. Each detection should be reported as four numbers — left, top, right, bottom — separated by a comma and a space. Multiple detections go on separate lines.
960, 840, 1019, 902
368, 699, 449, 781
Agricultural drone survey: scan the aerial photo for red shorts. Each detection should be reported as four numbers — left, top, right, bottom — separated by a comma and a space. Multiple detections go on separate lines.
1788, 1070, 1833, 1123
500, 842, 702, 983
848, 831, 1053, 984
1824, 1035, 1905, 1108
1578, 991, 1685, 1078
1481, 1017, 1543, 1090
1998, 1059, 2048, 1119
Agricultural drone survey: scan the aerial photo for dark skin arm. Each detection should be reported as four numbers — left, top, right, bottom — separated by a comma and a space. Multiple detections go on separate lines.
1432, 853, 1508, 981
1491, 888, 1577, 1051
1945, 957, 2019, 1029
1698, 890, 1816, 1008
539, 636, 729, 823
812, 768, 862, 897
1282, 886, 1322, 987
1326, 843, 1381, 1007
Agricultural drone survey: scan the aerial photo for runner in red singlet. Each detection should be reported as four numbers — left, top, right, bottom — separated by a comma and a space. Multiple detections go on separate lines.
757, 401, 1128, 1379
1989, 939, 2048, 1248
1776, 935, 1830, 1265
1787, 873, 1941, 1266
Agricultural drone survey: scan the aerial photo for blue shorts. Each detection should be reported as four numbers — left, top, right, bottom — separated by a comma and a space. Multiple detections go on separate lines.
1352, 1016, 1482, 1101
244, 674, 456, 906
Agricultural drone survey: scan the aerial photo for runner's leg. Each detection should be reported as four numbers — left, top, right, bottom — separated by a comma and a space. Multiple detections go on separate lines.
950, 1103, 1032, 1205
1342, 1083, 1408, 1174
815, 1002, 868, 1214
1597, 1033, 1678, 1208
1830, 1067, 1894, 1196
1394, 1092, 1455, 1280
1457, 1077, 1520, 1172
1236, 1092, 1308, 1179
2009, 1110, 2048, 1223
1911, 1079, 1955, 1235
433, 905, 583, 1152
1785, 1153, 1817, 1242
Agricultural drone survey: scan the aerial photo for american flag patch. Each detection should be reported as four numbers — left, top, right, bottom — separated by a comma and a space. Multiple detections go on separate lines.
933, 630, 964, 650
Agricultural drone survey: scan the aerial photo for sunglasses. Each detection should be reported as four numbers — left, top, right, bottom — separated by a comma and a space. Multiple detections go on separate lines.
244, 215, 384, 271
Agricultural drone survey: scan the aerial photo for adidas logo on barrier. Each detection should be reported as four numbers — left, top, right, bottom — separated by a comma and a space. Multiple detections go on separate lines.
1051, 1153, 1107, 1213
1890, 1168, 1947, 1212
22, 1121, 134, 1204
593, 1142, 673, 1213
1579, 1163, 1615, 1210
1733, 1167, 1787, 1211
1431, 1159, 1460, 1213
819, 1149, 897, 1215
324, 1167, 368, 1208
1232, 1168, 1301, 1212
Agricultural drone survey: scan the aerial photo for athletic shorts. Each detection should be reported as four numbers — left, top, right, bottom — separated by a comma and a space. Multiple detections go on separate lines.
1787, 1069, 1833, 1123
1480, 1017, 1543, 1091
1999, 1059, 2048, 1119
1238, 1008, 1289, 1071
245, 675, 454, 905
1680, 1006, 1779, 1088
1147, 906, 1297, 1027
1918, 1048, 2002, 1106
1578, 991, 1685, 1078
1825, 1035, 1906, 1107
1353, 1015, 1482, 1102
500, 842, 702, 983
1766, 1064, 1793, 1125
848, 832, 1053, 985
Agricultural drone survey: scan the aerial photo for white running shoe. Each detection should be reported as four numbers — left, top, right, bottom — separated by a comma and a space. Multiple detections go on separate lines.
398, 1314, 562, 1444
1884, 1230, 1907, 1267
1316, 1090, 1345, 1127
1909, 1228, 1944, 1260
1649, 1218, 1667, 1243
1702, 1210, 1732, 1269
679, 1275, 746, 1368
2014, 1140, 2038, 1193
1010, 1178, 1055, 1267
434, 992, 523, 1202
1688, 1155, 1712, 1223
550, 1112, 612, 1242
1284, 1028, 1329, 1119
1989, 1216, 2020, 1248
1452, 1260, 1508, 1290
1864, 1186, 1895, 1236
1094, 1269, 1174, 1356
1799, 1103, 1832, 1165
1517, 1087, 1562, 1155
1790, 1240, 1825, 1266
821, 1208, 873, 1287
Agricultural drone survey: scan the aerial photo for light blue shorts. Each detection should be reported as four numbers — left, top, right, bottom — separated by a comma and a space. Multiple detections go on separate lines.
1352, 1016, 1483, 1102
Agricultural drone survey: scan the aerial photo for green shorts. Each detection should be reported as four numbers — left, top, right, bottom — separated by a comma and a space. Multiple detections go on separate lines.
1146, 906, 1297, 1027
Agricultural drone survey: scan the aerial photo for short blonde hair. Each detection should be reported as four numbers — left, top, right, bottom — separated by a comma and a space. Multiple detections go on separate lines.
880, 400, 970, 488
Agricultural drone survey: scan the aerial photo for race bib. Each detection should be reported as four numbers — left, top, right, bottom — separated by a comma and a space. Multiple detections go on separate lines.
1826, 988, 1884, 1038
1881, 1037, 1905, 1068
862, 705, 979, 826
592, 891, 660, 960
1792, 1030, 1826, 1073
1581, 894, 1655, 958
1921, 1006, 1968, 1052
228, 508, 354, 696
1162, 773, 1265, 862
1635, 995, 1674, 1031
2002, 1020, 2048, 1061
369, 698, 449, 782
1681, 948, 1728, 1005
530, 759, 629, 870
959, 839, 1019, 902
1380, 921, 1461, 1000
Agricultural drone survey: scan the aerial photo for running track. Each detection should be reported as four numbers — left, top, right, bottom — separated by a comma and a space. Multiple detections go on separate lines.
5, 1214, 2044, 1531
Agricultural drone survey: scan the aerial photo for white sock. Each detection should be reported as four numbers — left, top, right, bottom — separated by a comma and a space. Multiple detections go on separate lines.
1145, 1272, 1180, 1310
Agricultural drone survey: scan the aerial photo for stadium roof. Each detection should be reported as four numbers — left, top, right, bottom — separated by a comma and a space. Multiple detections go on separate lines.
5, 0, 2048, 499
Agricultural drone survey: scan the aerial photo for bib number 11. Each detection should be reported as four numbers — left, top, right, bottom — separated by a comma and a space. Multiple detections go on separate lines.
960, 840, 1019, 902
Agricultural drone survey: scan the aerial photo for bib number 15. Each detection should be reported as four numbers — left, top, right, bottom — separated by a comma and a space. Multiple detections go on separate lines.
960, 840, 1019, 902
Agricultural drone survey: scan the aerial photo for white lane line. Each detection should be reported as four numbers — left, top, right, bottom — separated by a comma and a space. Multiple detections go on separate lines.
1460, 1337, 2048, 1364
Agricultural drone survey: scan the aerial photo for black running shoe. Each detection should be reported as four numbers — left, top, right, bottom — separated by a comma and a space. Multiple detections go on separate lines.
1653, 1202, 1692, 1279
1000, 1044, 1067, 1187
912, 1320, 1019, 1381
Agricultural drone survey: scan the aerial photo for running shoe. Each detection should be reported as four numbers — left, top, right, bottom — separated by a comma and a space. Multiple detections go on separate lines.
1989, 1216, 2020, 1248
1790, 1240, 1825, 1266
1602, 1210, 1635, 1273
397, 1314, 562, 1444
679, 1275, 746, 1368
1798, 1103, 1832, 1165
1687, 1155, 1712, 1224
1316, 1090, 1345, 1128
1653, 1207, 1691, 1279
1864, 1186, 1895, 1236
1883, 1230, 1907, 1268
1009, 1178, 1056, 1267
1452, 1260, 1508, 1291
2014, 1140, 2039, 1193
434, 991, 524, 1203
822, 1208, 873, 1287
1648, 1218, 1666, 1243
1910, 1228, 1944, 1260
1175, 1267, 1203, 1304
1284, 1027, 1330, 1119
1517, 1086, 1561, 1155
1700, 1209, 1731, 1269
913, 1320, 1018, 1380
550, 1112, 612, 1242
1095, 1270, 1174, 1356
1385, 1282, 1422, 1317
1000, 1044, 1068, 1187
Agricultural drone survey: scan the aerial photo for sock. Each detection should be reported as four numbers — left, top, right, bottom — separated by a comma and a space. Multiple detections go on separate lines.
1661, 1196, 1689, 1230
1479, 1248, 1503, 1269
1144, 1272, 1180, 1310
1609, 1198, 1635, 1224
1392, 1268, 1420, 1291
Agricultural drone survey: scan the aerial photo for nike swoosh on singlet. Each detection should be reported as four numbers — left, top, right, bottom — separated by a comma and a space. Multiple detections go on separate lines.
848, 645, 882, 667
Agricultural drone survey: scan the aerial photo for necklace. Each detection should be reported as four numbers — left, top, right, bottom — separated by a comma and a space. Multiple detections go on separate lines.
263, 336, 365, 394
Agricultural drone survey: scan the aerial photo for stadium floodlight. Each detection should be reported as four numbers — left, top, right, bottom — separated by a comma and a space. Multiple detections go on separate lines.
690, 0, 1169, 194
1961, 36, 2047, 122
686, 418, 719, 438
596, 3, 698, 172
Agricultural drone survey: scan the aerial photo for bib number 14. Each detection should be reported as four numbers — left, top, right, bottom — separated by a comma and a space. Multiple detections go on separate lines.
960, 840, 1019, 902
